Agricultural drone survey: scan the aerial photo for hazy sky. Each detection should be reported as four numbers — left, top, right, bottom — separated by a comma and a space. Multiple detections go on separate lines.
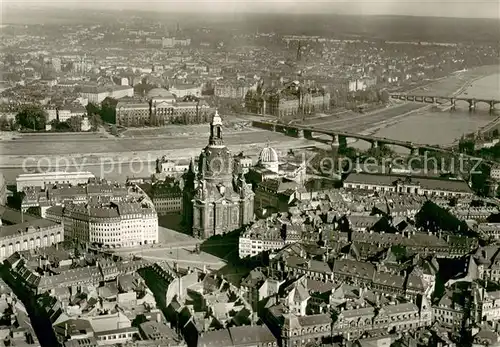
3, 0, 500, 18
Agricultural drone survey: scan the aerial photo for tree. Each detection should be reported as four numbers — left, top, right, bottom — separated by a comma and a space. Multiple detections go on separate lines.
378, 89, 390, 103
67, 116, 82, 132
100, 97, 117, 124
0, 115, 11, 131
86, 102, 100, 117
15, 105, 47, 131
50, 119, 70, 132
89, 113, 102, 131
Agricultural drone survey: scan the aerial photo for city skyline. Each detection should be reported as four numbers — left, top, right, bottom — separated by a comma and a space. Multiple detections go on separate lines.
3, 0, 500, 19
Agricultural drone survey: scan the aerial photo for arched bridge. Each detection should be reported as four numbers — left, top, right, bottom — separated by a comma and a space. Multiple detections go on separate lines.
389, 93, 500, 111
252, 120, 496, 165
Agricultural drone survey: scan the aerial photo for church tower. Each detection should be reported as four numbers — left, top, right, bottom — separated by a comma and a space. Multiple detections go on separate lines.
198, 109, 233, 183
184, 109, 254, 240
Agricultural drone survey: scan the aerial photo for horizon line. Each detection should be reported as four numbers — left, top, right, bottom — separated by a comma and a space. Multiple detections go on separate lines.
3, 4, 500, 21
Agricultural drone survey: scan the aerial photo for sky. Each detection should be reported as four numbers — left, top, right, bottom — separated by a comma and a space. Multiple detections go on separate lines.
2, 0, 500, 18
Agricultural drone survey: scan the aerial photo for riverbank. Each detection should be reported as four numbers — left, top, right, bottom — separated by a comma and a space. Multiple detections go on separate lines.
0, 137, 313, 172
409, 65, 500, 97
359, 105, 433, 137
0, 65, 498, 175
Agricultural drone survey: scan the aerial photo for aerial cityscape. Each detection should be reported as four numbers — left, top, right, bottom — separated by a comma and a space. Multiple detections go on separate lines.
1, 1, 500, 347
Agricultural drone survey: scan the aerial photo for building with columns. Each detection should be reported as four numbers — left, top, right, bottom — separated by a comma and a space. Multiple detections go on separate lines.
182, 110, 255, 240
245, 81, 330, 117
343, 172, 474, 198
0, 219, 63, 261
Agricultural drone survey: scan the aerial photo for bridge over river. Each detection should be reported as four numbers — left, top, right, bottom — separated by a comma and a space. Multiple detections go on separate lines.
389, 93, 500, 111
252, 120, 497, 166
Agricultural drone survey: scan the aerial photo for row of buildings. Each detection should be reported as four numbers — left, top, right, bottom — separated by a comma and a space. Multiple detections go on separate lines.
18, 178, 159, 248
116, 88, 213, 127
78, 85, 134, 104
245, 81, 331, 117
0, 217, 63, 261
343, 172, 474, 199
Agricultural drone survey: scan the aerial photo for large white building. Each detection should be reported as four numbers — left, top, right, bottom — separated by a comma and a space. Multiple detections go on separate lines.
46, 201, 158, 248
21, 179, 159, 248
79, 85, 134, 104
16, 171, 96, 191
169, 84, 202, 98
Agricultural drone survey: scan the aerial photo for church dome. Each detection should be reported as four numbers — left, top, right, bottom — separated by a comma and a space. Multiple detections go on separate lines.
259, 145, 279, 164
147, 88, 174, 99
199, 145, 233, 179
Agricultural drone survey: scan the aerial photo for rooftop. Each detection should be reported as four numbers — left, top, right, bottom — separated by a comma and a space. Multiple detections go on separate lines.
344, 172, 473, 194
0, 219, 59, 239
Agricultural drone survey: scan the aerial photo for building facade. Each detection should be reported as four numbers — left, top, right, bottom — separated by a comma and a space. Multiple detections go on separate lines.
343, 172, 474, 198
140, 179, 183, 215
46, 201, 158, 248
79, 85, 134, 104
115, 88, 212, 127
214, 80, 254, 99
332, 299, 432, 340
239, 220, 301, 258
182, 110, 255, 239
245, 81, 330, 117
115, 102, 151, 127
0, 219, 63, 261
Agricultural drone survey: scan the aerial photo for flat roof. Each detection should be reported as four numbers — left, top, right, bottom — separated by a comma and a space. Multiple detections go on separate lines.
17, 171, 95, 179
344, 172, 473, 193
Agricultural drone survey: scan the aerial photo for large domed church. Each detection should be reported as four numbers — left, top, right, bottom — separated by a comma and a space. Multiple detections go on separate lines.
182, 110, 254, 239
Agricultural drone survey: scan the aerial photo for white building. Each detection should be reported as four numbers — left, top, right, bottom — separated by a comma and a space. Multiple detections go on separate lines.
162, 37, 191, 48
156, 157, 190, 177
16, 171, 96, 191
79, 85, 134, 104
238, 219, 301, 258
169, 84, 202, 98
46, 201, 158, 248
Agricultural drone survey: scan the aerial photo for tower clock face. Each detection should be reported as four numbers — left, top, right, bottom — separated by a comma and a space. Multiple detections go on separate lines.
209, 157, 223, 175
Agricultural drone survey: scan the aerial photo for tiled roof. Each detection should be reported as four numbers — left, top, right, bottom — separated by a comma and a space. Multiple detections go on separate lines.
0, 218, 60, 238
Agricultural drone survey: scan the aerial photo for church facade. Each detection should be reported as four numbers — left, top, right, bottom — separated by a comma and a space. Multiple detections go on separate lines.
182, 110, 255, 240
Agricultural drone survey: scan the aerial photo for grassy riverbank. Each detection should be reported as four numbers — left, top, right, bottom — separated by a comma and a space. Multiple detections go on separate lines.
410, 65, 500, 96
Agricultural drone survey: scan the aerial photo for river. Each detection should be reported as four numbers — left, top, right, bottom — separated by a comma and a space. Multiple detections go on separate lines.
1, 67, 499, 183
352, 70, 500, 151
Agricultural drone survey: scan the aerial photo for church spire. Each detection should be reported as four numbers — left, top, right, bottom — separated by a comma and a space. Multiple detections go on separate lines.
209, 109, 224, 146
211, 108, 222, 126
188, 157, 196, 172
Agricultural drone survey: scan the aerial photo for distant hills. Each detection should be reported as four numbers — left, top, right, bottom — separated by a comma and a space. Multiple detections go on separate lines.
2, 7, 500, 43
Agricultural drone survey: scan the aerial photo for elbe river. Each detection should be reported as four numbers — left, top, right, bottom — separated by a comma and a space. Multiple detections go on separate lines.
1, 70, 499, 183
352, 71, 500, 151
